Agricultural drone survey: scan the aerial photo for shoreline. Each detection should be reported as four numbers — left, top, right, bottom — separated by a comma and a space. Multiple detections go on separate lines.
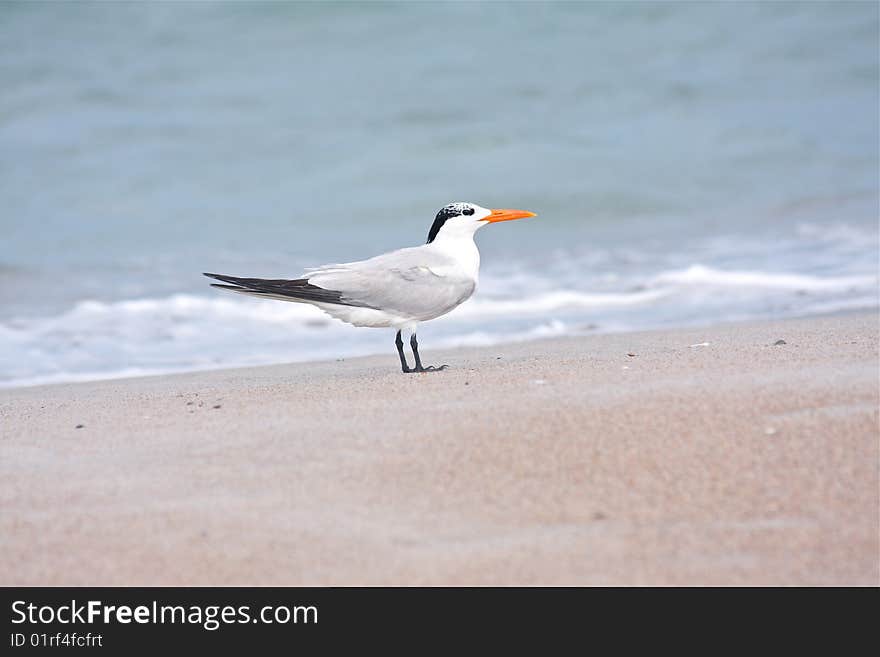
1, 313, 878, 585
3, 307, 876, 392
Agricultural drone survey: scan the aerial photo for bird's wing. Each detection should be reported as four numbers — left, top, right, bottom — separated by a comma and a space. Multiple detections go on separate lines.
305, 246, 476, 319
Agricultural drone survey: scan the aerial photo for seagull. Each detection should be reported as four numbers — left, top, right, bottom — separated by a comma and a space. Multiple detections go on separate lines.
204, 202, 536, 373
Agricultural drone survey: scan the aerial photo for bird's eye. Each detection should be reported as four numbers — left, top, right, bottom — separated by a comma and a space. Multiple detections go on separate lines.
462, 207, 474, 216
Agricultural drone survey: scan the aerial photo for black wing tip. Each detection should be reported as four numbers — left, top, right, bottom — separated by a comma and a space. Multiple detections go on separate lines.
204, 273, 357, 307
204, 272, 245, 286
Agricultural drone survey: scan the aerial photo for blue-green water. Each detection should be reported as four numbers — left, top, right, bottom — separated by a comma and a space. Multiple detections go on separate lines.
1, 1, 877, 386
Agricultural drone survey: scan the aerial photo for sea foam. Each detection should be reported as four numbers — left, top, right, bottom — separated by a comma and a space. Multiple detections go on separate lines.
1, 262, 876, 388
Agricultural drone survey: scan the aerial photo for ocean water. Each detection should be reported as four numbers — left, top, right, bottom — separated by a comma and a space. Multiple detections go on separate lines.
1, 1, 877, 387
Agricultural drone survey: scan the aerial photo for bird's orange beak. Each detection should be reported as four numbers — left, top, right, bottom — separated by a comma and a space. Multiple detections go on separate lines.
484, 208, 537, 223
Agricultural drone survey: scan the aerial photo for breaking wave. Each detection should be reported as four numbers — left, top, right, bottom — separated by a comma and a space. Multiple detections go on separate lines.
1, 262, 876, 388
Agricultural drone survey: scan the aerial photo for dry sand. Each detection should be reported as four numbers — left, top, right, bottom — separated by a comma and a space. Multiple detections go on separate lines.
1, 313, 878, 586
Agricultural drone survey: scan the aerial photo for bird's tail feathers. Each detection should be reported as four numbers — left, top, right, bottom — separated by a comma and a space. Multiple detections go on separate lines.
203, 272, 355, 306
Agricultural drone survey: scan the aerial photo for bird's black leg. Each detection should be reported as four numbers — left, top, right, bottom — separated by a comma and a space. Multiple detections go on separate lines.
395, 330, 412, 373
410, 332, 448, 373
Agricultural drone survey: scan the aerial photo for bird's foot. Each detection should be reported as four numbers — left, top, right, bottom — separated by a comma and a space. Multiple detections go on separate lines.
406, 364, 449, 373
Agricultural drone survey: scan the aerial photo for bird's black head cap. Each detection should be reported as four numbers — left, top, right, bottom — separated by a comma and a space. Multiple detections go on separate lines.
426, 202, 476, 243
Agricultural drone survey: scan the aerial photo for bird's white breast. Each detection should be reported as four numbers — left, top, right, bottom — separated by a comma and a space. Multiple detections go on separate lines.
426, 233, 481, 284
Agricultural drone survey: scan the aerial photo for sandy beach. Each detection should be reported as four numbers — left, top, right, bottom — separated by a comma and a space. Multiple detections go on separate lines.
1, 313, 877, 586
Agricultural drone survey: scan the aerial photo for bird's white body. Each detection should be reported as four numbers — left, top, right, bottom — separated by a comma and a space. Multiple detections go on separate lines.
305, 219, 482, 330
205, 202, 535, 372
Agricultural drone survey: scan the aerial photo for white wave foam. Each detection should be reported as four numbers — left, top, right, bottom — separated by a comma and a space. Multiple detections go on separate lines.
58, 293, 330, 326
432, 319, 571, 348
651, 265, 877, 292
1, 260, 877, 388
448, 288, 670, 319
2, 286, 672, 339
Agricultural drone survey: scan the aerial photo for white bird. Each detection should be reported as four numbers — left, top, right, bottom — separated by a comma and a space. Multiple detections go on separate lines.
204, 202, 536, 373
